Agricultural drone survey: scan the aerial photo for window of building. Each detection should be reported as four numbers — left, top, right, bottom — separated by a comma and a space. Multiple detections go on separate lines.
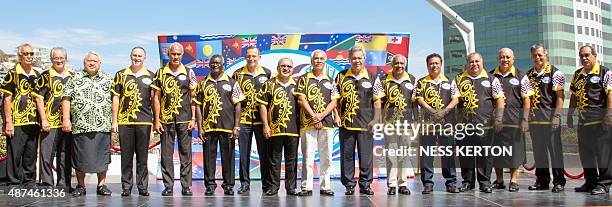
449, 35, 462, 43
591, 0, 594, 5
577, 26, 583, 34
585, 27, 590, 35
590, 12, 594, 20
577, 10, 582, 18
591, 28, 595, 36
584, 11, 589, 19
603, 2, 611, 11
450, 50, 466, 58
604, 17, 611, 26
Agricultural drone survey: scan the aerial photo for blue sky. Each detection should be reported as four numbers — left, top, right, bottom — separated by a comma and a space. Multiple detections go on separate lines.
1, 0, 443, 78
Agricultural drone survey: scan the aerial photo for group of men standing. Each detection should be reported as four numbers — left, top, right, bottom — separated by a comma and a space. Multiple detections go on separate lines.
0, 42, 609, 198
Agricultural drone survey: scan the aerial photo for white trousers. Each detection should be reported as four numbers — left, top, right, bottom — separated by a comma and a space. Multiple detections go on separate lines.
300, 128, 334, 191
385, 133, 415, 187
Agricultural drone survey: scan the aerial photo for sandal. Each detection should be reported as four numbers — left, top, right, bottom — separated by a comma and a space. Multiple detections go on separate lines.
96, 185, 112, 196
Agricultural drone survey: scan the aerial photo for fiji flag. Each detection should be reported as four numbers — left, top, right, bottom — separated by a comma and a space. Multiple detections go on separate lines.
256, 35, 272, 51
222, 38, 244, 66
299, 34, 330, 52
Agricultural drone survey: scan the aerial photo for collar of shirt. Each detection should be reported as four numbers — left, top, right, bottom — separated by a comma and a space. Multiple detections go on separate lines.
423, 74, 449, 85
162, 64, 187, 76
385, 72, 411, 84
205, 72, 230, 83
493, 66, 516, 77
80, 70, 103, 79
240, 65, 266, 76
15, 63, 37, 77
49, 67, 72, 78
306, 71, 330, 81
533, 64, 551, 76
123, 67, 150, 78
579, 63, 601, 76
460, 69, 488, 80
345, 67, 370, 80
275, 76, 296, 87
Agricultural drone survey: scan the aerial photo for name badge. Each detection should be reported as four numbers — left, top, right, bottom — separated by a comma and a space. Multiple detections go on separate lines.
441, 83, 451, 90
509, 78, 519, 86
405, 83, 414, 90
590, 76, 600, 83
223, 84, 232, 91
323, 82, 333, 89
361, 81, 372, 88
178, 74, 187, 81
541, 77, 550, 84
142, 78, 152, 85
481, 80, 491, 88
259, 77, 268, 83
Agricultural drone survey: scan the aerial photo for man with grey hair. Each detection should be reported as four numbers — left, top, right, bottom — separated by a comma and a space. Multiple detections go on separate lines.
567, 45, 612, 195
1, 43, 47, 188
295, 49, 338, 196
526, 44, 566, 193
152, 42, 197, 196
62, 51, 113, 196
335, 45, 385, 195
452, 52, 505, 193
380, 54, 416, 195
35, 47, 74, 191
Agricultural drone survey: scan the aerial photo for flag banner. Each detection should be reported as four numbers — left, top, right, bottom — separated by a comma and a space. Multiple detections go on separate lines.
157, 33, 411, 180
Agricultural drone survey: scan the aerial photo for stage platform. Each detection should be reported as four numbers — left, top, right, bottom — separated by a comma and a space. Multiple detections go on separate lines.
1, 172, 611, 206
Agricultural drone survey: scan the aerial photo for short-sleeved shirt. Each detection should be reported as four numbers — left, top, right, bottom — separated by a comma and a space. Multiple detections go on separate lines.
491, 66, 534, 125
34, 67, 73, 128
415, 75, 455, 125
0, 63, 41, 126
151, 64, 197, 124
112, 67, 154, 126
233, 65, 272, 125
526, 64, 564, 122
256, 77, 299, 137
335, 68, 385, 131
294, 71, 339, 130
451, 69, 505, 126
569, 63, 612, 123
381, 72, 416, 124
63, 71, 113, 134
194, 72, 244, 133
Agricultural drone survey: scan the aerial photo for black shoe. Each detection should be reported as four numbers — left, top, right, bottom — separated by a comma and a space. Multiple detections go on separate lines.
551, 185, 564, 193
121, 189, 131, 197
96, 185, 112, 196
528, 183, 549, 190
508, 182, 519, 192
398, 186, 410, 195
480, 186, 492, 193
360, 186, 374, 195
205, 187, 215, 195
591, 186, 609, 195
422, 186, 433, 194
320, 189, 334, 196
287, 190, 299, 196
72, 185, 86, 197
345, 187, 355, 195
574, 184, 593, 192
298, 190, 312, 196
459, 183, 473, 192
492, 181, 506, 189
387, 187, 396, 195
265, 189, 278, 196
446, 186, 460, 193
182, 187, 193, 196
224, 187, 234, 195
161, 188, 173, 196
237, 186, 250, 194
138, 189, 150, 196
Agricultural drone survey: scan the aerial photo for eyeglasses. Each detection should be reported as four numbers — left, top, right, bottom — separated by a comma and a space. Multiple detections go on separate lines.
20, 52, 34, 56
52, 57, 66, 61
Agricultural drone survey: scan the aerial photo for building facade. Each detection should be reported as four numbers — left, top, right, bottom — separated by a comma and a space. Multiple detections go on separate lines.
442, 0, 611, 78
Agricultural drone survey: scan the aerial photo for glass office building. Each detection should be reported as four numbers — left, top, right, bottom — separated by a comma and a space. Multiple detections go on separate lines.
442, 0, 612, 78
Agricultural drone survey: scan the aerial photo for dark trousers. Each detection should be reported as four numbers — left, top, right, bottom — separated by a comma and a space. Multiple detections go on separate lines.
577, 123, 612, 188
420, 134, 458, 188
119, 125, 151, 191
160, 123, 192, 189
268, 135, 299, 191
238, 124, 270, 189
340, 128, 373, 189
39, 128, 72, 188
457, 130, 493, 188
530, 124, 565, 186
6, 124, 39, 186
204, 132, 235, 189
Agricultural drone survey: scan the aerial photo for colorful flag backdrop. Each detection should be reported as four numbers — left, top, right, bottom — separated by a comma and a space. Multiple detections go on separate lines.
157, 33, 411, 180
